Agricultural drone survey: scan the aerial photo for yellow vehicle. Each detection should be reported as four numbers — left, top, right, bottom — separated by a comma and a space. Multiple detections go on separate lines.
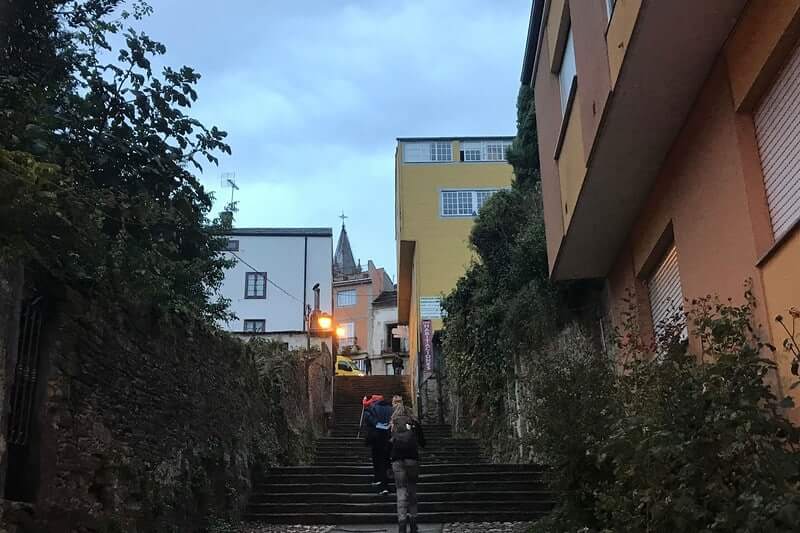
336, 355, 365, 377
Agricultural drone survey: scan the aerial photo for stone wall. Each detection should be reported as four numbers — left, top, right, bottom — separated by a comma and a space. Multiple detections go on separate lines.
0, 278, 329, 532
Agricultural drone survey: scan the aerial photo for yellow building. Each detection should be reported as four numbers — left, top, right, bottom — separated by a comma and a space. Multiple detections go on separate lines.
395, 136, 514, 416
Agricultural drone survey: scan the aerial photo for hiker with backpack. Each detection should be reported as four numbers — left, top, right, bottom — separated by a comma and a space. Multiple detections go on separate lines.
390, 395, 426, 533
363, 394, 393, 495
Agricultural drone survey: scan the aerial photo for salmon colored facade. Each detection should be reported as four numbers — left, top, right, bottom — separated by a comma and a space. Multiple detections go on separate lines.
524, 0, 800, 417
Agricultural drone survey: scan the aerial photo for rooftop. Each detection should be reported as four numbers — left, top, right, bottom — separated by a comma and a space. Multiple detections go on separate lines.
396, 135, 515, 142
373, 290, 398, 308
227, 228, 332, 237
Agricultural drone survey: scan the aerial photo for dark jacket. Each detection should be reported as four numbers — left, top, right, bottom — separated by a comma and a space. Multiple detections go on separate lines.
364, 400, 393, 445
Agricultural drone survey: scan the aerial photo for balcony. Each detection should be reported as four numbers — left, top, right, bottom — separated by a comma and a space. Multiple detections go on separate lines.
551, 0, 747, 279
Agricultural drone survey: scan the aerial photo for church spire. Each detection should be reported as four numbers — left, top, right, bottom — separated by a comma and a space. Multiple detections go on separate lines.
334, 212, 358, 278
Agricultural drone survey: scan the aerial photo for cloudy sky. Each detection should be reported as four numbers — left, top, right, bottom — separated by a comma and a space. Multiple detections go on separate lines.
139, 1, 531, 279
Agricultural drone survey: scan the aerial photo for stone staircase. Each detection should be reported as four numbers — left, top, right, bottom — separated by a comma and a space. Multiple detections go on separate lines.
244, 375, 554, 524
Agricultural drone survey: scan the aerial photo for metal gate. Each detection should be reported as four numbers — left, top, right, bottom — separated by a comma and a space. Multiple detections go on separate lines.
7, 295, 45, 447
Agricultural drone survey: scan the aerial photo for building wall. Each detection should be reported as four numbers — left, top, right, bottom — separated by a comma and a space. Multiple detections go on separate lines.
333, 279, 371, 352
219, 234, 332, 333
396, 140, 515, 414
596, 2, 800, 417
370, 305, 398, 356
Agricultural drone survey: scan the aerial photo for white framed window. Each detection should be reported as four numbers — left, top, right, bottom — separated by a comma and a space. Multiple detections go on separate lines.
461, 142, 482, 161
420, 297, 445, 319
754, 43, 800, 240
430, 142, 452, 161
339, 322, 356, 346
460, 141, 512, 162
441, 189, 499, 217
243, 319, 266, 333
336, 289, 357, 307
559, 27, 577, 115
485, 142, 510, 161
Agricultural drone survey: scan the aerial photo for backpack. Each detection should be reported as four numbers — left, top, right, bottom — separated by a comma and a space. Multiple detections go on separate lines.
391, 413, 419, 457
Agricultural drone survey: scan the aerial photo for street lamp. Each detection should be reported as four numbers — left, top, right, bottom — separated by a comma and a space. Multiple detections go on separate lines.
317, 314, 332, 331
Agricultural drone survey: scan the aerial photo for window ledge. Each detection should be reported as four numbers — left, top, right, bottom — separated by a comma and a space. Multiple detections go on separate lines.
554, 76, 578, 160
756, 218, 800, 267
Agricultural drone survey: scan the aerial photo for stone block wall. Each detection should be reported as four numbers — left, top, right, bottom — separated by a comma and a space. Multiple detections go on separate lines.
0, 280, 328, 532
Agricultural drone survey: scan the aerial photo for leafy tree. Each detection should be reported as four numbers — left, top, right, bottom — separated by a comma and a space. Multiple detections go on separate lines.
0, 0, 232, 320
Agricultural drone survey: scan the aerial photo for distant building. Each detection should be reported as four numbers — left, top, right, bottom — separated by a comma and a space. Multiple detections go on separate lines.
395, 136, 515, 413
332, 221, 406, 374
523, 1, 800, 417
219, 227, 333, 350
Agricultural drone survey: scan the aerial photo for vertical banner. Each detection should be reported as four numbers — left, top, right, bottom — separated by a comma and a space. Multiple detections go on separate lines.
421, 319, 434, 372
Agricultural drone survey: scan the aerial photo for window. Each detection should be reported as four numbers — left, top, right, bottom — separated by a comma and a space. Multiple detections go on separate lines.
460, 141, 512, 162
485, 142, 510, 161
243, 319, 265, 333
754, 43, 800, 240
559, 28, 577, 115
441, 189, 499, 217
244, 272, 267, 299
339, 322, 356, 346
420, 297, 445, 319
430, 142, 452, 161
461, 142, 482, 161
337, 289, 357, 307
647, 245, 686, 344
223, 239, 239, 252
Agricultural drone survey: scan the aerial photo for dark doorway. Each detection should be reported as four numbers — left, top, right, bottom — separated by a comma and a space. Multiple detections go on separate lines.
5, 294, 47, 502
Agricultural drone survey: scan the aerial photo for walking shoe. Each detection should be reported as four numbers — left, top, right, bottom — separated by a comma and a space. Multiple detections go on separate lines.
371, 481, 382, 487
380, 488, 390, 495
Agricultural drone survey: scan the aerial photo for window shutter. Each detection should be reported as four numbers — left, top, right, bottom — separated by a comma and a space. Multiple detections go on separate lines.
754, 44, 800, 239
648, 245, 685, 341
403, 142, 431, 162
420, 297, 444, 319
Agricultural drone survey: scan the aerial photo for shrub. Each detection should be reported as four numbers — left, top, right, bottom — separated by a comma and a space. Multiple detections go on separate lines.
533, 295, 800, 532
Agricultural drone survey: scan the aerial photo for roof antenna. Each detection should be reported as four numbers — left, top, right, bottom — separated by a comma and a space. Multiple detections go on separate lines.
221, 172, 240, 214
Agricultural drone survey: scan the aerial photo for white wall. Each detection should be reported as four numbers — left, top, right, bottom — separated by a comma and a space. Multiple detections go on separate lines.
219, 233, 332, 332
370, 305, 398, 355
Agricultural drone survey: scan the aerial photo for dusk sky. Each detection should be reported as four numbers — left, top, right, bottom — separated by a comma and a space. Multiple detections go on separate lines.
139, 1, 531, 279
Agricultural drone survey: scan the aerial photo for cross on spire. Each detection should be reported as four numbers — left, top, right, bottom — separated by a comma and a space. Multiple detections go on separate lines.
339, 211, 348, 227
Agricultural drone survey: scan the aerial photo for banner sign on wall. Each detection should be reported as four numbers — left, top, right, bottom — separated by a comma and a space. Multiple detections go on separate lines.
421, 319, 434, 372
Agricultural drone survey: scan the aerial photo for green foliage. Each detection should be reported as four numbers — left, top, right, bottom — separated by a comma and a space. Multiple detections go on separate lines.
506, 85, 540, 188
531, 296, 800, 533
0, 0, 232, 321
442, 182, 563, 416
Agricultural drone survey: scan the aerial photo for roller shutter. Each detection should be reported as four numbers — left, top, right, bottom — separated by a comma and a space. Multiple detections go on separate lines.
648, 245, 685, 341
754, 44, 800, 240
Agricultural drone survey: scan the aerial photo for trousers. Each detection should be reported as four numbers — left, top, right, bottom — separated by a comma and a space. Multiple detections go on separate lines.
370, 435, 391, 488
392, 459, 419, 521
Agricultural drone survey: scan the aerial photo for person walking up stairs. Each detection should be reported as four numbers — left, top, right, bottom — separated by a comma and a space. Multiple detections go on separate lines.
244, 375, 555, 525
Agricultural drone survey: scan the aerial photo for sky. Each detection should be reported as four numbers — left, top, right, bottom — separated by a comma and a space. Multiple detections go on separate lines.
138, 0, 531, 280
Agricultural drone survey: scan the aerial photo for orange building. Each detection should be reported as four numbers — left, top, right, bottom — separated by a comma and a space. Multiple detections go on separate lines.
524, 1, 800, 414
332, 222, 405, 374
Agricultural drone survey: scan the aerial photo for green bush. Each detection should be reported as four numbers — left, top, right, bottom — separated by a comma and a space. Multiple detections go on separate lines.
532, 295, 800, 533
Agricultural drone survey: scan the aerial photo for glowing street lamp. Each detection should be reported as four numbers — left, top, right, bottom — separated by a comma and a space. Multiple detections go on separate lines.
317, 315, 332, 331
335, 326, 346, 338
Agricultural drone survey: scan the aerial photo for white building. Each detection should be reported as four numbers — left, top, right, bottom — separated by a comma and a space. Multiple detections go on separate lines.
218, 228, 333, 350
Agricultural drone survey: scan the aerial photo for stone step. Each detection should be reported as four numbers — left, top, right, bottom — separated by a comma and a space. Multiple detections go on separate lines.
243, 510, 550, 524
254, 479, 546, 494
266, 464, 541, 475
247, 500, 556, 514
261, 471, 543, 486
250, 489, 552, 504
